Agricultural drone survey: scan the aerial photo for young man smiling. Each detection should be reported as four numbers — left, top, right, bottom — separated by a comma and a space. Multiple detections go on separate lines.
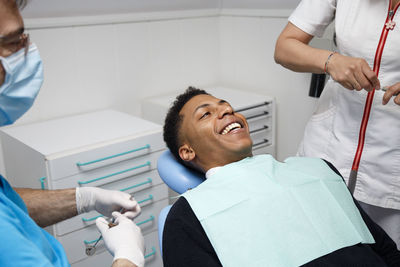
174, 94, 252, 173
162, 87, 400, 267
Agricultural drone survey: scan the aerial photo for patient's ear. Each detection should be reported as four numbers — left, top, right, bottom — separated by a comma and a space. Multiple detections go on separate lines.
179, 144, 196, 162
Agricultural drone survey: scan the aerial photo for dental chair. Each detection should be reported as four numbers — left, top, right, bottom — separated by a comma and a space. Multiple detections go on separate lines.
156, 150, 205, 256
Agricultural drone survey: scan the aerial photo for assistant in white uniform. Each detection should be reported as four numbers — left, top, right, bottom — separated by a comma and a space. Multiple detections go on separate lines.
274, 0, 400, 248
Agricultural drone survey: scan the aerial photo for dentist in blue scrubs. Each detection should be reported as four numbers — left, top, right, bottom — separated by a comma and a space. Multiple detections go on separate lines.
0, 1, 145, 266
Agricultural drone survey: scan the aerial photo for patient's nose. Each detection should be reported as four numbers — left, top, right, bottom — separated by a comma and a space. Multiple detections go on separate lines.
218, 105, 233, 119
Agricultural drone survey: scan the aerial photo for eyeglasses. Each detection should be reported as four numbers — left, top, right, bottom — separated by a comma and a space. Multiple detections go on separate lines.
0, 32, 30, 56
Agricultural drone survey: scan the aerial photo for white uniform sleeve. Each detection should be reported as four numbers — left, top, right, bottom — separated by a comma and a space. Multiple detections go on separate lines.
289, 0, 336, 38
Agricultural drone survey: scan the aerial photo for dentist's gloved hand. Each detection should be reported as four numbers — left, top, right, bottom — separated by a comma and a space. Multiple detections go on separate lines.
76, 187, 141, 219
96, 212, 145, 267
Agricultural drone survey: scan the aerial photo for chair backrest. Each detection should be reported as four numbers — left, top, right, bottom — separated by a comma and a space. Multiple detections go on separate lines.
157, 150, 205, 194
156, 150, 205, 255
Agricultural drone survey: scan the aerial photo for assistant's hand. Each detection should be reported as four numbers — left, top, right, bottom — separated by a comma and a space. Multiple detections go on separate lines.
76, 187, 141, 218
96, 212, 145, 267
382, 82, 400, 105
327, 53, 381, 92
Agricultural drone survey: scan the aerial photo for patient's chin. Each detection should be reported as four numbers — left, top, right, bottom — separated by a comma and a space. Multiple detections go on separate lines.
234, 140, 253, 154
237, 144, 253, 159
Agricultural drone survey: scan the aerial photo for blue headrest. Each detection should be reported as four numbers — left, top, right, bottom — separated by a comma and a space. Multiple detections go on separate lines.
157, 150, 205, 194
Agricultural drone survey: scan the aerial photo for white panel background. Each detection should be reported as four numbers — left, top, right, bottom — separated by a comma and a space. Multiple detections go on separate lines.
21, 0, 300, 18
17, 17, 219, 124
0, 3, 335, 175
218, 15, 320, 160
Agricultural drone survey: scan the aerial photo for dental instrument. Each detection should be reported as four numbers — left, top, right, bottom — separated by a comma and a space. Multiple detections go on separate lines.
85, 205, 126, 256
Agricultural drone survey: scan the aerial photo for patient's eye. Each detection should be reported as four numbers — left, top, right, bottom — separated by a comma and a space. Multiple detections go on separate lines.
200, 112, 210, 119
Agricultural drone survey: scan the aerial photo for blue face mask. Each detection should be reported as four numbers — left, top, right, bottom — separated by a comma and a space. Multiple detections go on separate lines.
0, 43, 43, 126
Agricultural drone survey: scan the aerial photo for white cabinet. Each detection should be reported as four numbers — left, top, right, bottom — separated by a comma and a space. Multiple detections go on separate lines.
0, 110, 167, 267
141, 86, 276, 157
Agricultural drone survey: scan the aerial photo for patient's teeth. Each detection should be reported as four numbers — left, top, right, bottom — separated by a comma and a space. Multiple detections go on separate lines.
221, 122, 241, 135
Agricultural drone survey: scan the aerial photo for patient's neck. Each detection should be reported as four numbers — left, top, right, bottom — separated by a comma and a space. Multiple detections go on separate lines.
197, 151, 253, 173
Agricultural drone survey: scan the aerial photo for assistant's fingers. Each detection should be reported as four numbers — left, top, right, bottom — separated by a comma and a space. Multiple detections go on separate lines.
394, 95, 400, 106
390, 83, 400, 105
382, 86, 399, 105
354, 69, 374, 91
362, 64, 380, 90
341, 81, 355, 90
350, 78, 363, 91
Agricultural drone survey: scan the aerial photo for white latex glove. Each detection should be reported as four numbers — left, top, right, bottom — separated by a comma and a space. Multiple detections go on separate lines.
96, 212, 145, 267
76, 187, 141, 219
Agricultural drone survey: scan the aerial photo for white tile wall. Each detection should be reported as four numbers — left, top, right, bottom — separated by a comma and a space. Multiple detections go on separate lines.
218, 16, 319, 160
17, 17, 219, 126
181, 18, 219, 87
0, 10, 334, 175
0, 16, 220, 176
114, 22, 152, 115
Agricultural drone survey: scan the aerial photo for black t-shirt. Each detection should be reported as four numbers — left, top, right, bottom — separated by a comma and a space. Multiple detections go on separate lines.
163, 161, 400, 267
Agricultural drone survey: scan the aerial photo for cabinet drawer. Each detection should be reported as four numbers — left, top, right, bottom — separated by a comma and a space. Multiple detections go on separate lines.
51, 151, 164, 188
47, 131, 165, 180
236, 102, 271, 119
59, 199, 168, 263
71, 231, 162, 267
252, 135, 271, 148
71, 249, 112, 267
55, 183, 168, 235
249, 123, 271, 136
247, 115, 271, 131
141, 230, 164, 267
251, 127, 271, 144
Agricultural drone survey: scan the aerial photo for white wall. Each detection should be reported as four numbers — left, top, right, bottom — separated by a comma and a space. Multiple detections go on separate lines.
0, 12, 220, 175
17, 14, 220, 124
217, 10, 335, 160
218, 14, 316, 160
0, 8, 335, 175
20, 0, 300, 18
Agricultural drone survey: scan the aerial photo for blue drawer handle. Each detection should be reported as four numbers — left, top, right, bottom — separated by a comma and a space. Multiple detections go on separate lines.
84, 237, 101, 245
81, 180, 153, 222
138, 195, 153, 204
78, 162, 151, 185
119, 178, 153, 192
76, 144, 150, 167
82, 214, 103, 222
84, 216, 155, 245
137, 215, 155, 226
39, 177, 46, 190
144, 247, 156, 259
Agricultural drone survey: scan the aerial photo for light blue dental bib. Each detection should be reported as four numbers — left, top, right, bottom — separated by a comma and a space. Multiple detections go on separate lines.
182, 155, 374, 267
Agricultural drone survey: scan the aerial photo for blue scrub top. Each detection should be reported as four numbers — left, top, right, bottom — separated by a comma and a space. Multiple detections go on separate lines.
0, 175, 70, 266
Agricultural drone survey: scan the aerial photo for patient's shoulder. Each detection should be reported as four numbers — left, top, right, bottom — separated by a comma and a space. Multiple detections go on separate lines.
165, 196, 207, 237
322, 159, 343, 178
164, 196, 209, 245
167, 196, 196, 223
163, 197, 223, 266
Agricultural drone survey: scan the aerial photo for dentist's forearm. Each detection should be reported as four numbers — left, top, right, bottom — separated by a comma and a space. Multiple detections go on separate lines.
15, 187, 78, 227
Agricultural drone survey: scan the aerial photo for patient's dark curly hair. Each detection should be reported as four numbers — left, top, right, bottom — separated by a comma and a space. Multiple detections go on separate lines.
163, 87, 209, 164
